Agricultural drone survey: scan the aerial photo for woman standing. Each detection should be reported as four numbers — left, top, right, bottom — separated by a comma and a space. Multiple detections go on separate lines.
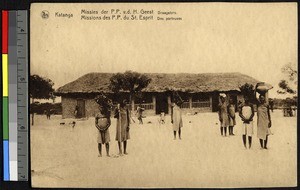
171, 101, 183, 140
227, 98, 236, 136
218, 94, 229, 136
114, 99, 130, 155
95, 103, 111, 157
256, 94, 272, 149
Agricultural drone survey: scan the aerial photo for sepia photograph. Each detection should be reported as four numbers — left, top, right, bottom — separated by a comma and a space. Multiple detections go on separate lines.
30, 3, 297, 188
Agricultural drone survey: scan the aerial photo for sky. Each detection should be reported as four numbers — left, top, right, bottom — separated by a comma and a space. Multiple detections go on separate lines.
30, 3, 297, 99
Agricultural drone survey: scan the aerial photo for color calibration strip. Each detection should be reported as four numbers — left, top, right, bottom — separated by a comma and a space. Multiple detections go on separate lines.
2, 10, 28, 181
2, 10, 10, 181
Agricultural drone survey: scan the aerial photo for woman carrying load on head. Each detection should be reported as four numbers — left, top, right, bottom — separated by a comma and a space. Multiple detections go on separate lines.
218, 93, 229, 137
255, 83, 272, 149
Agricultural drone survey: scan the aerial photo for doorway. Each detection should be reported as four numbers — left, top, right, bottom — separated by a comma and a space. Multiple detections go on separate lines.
77, 99, 86, 118
156, 94, 168, 114
212, 92, 220, 112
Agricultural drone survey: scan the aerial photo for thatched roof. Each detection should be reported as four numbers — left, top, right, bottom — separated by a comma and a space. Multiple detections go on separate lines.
55, 72, 271, 95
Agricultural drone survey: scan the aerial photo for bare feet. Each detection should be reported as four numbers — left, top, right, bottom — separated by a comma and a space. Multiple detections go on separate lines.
124, 152, 128, 155
98, 154, 102, 157
106, 155, 110, 157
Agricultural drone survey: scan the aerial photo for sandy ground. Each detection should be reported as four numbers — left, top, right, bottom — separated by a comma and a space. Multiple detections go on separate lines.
31, 110, 297, 188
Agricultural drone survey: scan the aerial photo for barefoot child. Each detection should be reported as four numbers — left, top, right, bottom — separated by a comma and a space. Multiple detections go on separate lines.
239, 97, 254, 149
136, 104, 145, 124
95, 95, 112, 157
227, 98, 236, 135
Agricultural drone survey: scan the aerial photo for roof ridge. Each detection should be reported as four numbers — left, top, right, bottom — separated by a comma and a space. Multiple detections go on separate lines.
82, 71, 243, 75
55, 72, 267, 95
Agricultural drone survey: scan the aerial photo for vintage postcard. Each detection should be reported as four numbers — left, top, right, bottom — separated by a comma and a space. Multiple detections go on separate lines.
30, 2, 297, 188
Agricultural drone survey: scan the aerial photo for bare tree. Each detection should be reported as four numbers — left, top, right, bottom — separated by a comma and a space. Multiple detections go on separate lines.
277, 63, 297, 95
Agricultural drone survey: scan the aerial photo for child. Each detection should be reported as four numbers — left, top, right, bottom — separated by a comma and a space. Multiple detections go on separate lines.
95, 94, 112, 157
239, 97, 255, 149
160, 112, 165, 124
227, 98, 236, 135
136, 104, 145, 124
74, 106, 79, 118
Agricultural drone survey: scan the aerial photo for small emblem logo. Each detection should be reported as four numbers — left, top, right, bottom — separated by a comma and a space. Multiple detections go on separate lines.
41, 11, 49, 19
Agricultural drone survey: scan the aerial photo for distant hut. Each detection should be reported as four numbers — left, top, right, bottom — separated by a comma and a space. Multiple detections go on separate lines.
55, 72, 271, 118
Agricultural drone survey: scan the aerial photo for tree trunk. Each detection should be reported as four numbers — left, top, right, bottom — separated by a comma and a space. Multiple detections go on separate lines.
129, 94, 133, 111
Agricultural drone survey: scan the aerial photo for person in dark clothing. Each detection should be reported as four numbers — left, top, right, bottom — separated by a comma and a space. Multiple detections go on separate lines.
45, 108, 51, 120
74, 106, 79, 118
227, 98, 236, 136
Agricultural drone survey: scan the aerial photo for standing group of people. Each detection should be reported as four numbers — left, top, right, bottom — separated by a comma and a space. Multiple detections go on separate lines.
95, 97, 130, 157
94, 93, 185, 157
218, 94, 236, 136
44, 108, 52, 120
218, 84, 272, 149
94, 84, 272, 157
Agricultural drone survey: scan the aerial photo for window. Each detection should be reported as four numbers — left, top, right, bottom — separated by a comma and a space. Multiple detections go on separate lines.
192, 94, 210, 108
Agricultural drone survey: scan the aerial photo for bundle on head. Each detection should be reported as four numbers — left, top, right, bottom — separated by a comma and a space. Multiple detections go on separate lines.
95, 94, 113, 109
219, 93, 226, 98
256, 82, 271, 95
